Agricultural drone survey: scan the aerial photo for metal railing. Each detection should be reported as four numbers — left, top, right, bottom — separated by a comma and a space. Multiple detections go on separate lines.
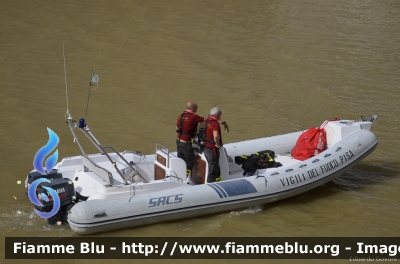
165, 174, 183, 183
81, 155, 114, 186
66, 116, 148, 185
103, 145, 148, 183
355, 114, 378, 123
155, 143, 176, 168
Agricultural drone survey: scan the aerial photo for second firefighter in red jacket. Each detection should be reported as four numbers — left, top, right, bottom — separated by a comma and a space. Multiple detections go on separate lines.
203, 107, 227, 183
176, 102, 229, 180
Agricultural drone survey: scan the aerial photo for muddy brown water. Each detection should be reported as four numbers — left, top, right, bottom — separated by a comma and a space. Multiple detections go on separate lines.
1, 1, 399, 263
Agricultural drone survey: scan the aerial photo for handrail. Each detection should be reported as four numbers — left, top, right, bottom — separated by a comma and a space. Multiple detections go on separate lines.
128, 182, 138, 202
81, 155, 114, 186
67, 119, 86, 155
79, 122, 148, 184
103, 146, 148, 183
256, 175, 268, 187
66, 116, 149, 185
122, 150, 142, 155
165, 174, 183, 183
67, 118, 114, 185
355, 114, 378, 123
74, 126, 126, 182
79, 126, 104, 154
155, 143, 176, 167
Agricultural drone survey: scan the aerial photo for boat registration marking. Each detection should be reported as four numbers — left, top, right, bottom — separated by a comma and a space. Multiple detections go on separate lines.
279, 150, 355, 187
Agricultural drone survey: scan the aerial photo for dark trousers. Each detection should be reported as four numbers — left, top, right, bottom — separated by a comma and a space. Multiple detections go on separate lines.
177, 140, 194, 171
204, 147, 221, 183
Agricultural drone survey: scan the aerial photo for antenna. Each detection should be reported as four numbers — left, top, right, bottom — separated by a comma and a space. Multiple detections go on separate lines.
214, 99, 221, 107
85, 71, 99, 122
62, 42, 70, 116
84, 73, 92, 120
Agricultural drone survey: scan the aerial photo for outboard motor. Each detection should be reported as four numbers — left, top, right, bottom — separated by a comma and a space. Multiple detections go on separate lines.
35, 178, 76, 225
26, 169, 63, 190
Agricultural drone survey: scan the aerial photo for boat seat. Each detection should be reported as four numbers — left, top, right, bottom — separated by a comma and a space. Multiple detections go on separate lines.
219, 147, 244, 180
189, 148, 243, 184
326, 126, 335, 148
154, 148, 186, 183
228, 161, 243, 175
219, 147, 229, 180
81, 155, 114, 185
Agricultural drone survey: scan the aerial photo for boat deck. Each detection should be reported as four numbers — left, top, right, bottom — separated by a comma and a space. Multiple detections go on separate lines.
248, 155, 301, 176
274, 155, 301, 167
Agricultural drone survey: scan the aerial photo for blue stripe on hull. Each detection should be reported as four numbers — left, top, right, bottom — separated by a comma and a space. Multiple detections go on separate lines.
207, 184, 224, 198
208, 179, 257, 198
213, 183, 228, 197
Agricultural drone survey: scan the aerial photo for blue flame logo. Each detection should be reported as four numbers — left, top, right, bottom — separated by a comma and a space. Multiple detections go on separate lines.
27, 178, 61, 218
29, 127, 61, 219
33, 128, 59, 175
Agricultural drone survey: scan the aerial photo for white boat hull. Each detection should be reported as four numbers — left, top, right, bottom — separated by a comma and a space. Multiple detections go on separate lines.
64, 124, 378, 235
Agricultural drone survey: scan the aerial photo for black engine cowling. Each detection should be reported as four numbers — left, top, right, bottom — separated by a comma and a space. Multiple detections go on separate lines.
26, 169, 62, 190
34, 178, 76, 225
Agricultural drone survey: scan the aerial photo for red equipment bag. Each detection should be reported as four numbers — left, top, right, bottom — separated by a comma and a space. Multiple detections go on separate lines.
291, 119, 339, 161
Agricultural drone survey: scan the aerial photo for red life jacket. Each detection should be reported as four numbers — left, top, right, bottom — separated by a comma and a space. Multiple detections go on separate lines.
176, 110, 196, 140
204, 116, 222, 148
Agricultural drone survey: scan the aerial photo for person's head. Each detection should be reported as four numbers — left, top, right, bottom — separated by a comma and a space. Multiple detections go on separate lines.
210, 107, 222, 120
186, 101, 198, 113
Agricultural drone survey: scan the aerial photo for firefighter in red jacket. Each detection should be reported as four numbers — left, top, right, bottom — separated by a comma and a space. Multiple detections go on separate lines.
203, 107, 228, 183
176, 102, 229, 178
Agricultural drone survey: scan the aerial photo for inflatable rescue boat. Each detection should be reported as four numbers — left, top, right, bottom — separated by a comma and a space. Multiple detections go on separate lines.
25, 111, 378, 235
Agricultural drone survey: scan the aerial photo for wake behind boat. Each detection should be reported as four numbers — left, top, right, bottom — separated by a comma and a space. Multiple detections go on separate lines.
25, 108, 378, 234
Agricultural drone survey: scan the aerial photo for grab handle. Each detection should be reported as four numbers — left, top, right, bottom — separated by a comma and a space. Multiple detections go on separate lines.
256, 175, 268, 187
92, 211, 107, 218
